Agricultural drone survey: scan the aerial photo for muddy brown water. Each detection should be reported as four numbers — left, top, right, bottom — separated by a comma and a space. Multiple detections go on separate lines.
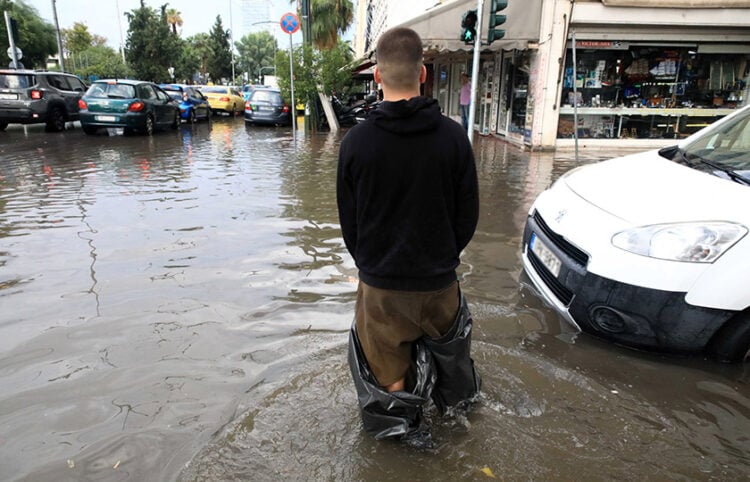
0, 120, 748, 481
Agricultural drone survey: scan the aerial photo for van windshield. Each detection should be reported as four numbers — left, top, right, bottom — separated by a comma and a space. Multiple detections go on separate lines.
683, 108, 750, 171
0, 73, 35, 89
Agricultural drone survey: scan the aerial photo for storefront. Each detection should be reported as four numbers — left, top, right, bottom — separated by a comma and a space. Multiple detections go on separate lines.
558, 40, 749, 141
550, 1, 750, 149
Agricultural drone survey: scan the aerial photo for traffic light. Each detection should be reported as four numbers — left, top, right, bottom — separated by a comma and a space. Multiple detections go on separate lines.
488, 0, 508, 44
460, 10, 477, 44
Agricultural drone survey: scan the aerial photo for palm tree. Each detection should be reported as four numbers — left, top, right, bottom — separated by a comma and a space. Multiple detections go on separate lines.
166, 8, 183, 35
292, 0, 353, 50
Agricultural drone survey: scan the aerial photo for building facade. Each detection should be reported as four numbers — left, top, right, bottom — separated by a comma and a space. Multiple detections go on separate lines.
354, 0, 750, 149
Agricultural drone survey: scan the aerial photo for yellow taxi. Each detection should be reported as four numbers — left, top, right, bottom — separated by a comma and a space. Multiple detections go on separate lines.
197, 85, 244, 116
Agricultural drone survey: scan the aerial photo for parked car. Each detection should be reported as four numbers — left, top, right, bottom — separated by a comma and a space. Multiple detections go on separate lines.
159, 84, 211, 123
78, 79, 179, 135
243, 88, 292, 127
197, 85, 244, 116
0, 69, 88, 132
522, 105, 750, 362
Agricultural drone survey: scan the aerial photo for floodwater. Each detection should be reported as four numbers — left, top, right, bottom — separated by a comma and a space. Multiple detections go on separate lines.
0, 118, 748, 481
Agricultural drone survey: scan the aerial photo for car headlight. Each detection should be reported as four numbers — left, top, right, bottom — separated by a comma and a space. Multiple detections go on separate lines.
612, 222, 747, 263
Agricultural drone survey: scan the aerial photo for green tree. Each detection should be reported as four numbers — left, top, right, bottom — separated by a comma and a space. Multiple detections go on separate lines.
309, 0, 354, 50
181, 33, 212, 83
275, 40, 353, 108
62, 22, 93, 54
206, 15, 232, 83
125, 1, 183, 82
0, 0, 57, 69
235, 31, 277, 84
69, 45, 131, 81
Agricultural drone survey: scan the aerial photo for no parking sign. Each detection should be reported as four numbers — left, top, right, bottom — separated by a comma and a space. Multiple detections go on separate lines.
280, 13, 300, 35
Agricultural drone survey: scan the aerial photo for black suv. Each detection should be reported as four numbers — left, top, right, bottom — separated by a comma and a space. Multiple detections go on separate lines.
0, 69, 88, 132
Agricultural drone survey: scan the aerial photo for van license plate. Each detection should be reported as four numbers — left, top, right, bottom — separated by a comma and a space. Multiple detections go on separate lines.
530, 233, 561, 277
96, 115, 117, 122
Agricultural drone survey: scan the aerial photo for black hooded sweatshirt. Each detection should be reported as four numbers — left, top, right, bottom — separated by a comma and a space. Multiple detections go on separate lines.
336, 96, 479, 291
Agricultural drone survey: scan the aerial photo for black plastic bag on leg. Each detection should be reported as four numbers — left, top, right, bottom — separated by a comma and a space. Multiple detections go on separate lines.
348, 322, 436, 440
424, 293, 481, 414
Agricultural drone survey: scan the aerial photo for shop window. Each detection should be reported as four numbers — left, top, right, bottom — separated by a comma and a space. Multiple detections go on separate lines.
558, 42, 749, 140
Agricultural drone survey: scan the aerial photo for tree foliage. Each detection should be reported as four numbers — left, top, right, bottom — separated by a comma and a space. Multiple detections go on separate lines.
68, 45, 131, 81
206, 16, 232, 83
275, 40, 354, 106
125, 1, 183, 82
235, 32, 277, 84
62, 22, 106, 55
309, 0, 354, 50
166, 8, 183, 35
0, 0, 57, 69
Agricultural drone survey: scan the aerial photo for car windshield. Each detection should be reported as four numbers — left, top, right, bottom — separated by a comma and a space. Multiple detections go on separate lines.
165, 91, 182, 100
252, 90, 281, 104
681, 108, 750, 179
201, 87, 228, 94
0, 73, 35, 89
86, 83, 137, 99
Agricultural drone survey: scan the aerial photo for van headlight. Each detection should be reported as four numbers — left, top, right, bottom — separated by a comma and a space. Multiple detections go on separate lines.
612, 222, 747, 263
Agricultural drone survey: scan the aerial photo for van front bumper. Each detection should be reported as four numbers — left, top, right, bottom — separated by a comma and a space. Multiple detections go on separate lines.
522, 211, 734, 354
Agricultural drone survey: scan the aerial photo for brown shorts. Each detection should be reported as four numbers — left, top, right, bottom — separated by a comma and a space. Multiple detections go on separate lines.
355, 280, 459, 387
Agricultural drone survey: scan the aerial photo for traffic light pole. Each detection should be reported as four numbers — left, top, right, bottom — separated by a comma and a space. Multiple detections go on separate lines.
467, 0, 483, 144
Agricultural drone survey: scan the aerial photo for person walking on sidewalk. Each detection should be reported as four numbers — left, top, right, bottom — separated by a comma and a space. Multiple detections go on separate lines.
337, 27, 481, 448
459, 72, 471, 130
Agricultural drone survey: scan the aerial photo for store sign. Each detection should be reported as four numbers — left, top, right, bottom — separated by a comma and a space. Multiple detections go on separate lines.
602, 0, 750, 7
575, 41, 629, 50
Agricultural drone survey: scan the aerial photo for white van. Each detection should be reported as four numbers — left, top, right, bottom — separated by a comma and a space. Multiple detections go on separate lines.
523, 105, 750, 362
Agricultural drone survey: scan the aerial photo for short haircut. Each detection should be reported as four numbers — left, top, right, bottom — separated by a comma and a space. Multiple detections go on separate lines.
375, 27, 423, 91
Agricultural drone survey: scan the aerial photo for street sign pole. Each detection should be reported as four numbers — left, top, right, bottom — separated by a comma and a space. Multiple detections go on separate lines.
4, 11, 20, 69
289, 33, 296, 142
280, 13, 301, 142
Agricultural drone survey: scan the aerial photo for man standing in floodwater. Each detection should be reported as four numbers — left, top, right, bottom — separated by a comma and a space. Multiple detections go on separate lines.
337, 26, 481, 449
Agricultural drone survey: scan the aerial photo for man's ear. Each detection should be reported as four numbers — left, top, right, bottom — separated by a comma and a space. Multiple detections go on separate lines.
419, 65, 427, 84
374, 66, 382, 84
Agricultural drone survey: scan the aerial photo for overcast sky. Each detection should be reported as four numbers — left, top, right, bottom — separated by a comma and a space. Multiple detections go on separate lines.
25, 0, 301, 49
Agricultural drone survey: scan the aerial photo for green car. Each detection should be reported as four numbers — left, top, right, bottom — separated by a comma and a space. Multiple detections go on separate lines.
79, 79, 179, 135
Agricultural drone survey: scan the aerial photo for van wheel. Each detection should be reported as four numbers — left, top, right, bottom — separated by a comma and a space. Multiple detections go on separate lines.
45, 106, 66, 132
0, 122, 7, 131
707, 312, 750, 363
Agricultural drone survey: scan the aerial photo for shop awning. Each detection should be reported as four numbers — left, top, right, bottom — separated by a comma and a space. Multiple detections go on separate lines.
393, 0, 542, 57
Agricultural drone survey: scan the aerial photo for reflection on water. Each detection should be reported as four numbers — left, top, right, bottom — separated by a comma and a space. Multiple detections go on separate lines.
0, 121, 748, 481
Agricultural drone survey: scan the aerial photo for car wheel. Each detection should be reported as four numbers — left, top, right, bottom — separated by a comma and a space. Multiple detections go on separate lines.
143, 115, 155, 136
232, 104, 238, 117
172, 110, 179, 129
708, 312, 750, 363
45, 106, 66, 132
206, 107, 212, 121
0, 121, 7, 131
189, 108, 196, 124
82, 125, 98, 135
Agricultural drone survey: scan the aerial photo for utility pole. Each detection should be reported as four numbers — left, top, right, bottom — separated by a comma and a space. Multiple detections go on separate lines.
51, 0, 65, 71
467, 0, 483, 144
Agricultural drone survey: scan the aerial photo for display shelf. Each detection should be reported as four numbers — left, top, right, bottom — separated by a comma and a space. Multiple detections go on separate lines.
558, 106, 737, 116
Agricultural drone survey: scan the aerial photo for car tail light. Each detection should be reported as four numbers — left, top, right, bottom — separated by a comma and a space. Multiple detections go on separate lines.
245, 101, 252, 111
219, 96, 230, 102
30, 90, 43, 100
78, 99, 88, 110
128, 101, 145, 112
282, 104, 290, 113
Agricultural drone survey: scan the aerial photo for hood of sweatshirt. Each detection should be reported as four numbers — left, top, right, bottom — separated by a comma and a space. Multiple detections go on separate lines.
370, 96, 442, 135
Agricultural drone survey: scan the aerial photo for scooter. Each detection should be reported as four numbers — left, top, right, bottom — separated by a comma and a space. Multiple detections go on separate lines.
354, 92, 380, 124
331, 95, 361, 127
